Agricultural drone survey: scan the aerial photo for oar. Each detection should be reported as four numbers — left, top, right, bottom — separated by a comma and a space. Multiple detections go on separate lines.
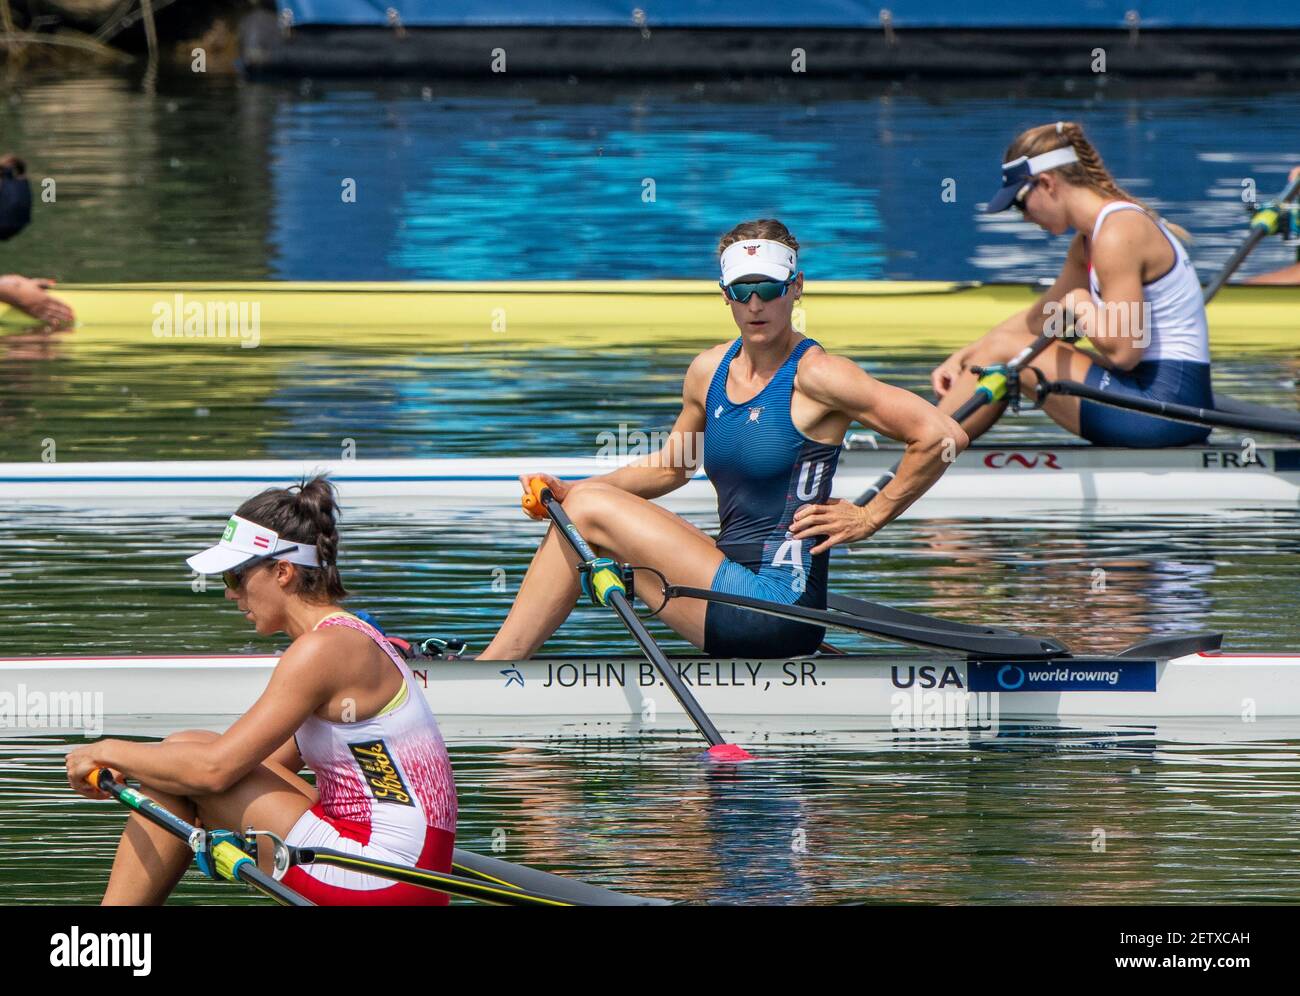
522, 479, 752, 761
1036, 377, 1300, 438
1202, 171, 1300, 302
278, 845, 574, 906
87, 768, 313, 906
853, 330, 1057, 505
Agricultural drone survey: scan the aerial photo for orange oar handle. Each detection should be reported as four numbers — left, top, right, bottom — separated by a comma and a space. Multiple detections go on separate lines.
521, 477, 553, 520
86, 766, 122, 792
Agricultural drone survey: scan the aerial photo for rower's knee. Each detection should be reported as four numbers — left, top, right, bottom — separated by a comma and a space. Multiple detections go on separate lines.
559, 482, 620, 546
163, 729, 220, 745
969, 328, 1028, 366
561, 481, 618, 520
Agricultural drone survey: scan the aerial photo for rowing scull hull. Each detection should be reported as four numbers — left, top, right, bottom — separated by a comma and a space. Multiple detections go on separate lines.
4, 651, 1298, 723
2, 443, 1298, 508
3, 281, 1296, 351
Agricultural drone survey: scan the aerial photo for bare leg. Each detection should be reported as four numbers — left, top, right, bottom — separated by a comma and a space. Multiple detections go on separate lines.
479, 482, 727, 659
101, 790, 196, 906
940, 328, 1100, 439
101, 730, 315, 905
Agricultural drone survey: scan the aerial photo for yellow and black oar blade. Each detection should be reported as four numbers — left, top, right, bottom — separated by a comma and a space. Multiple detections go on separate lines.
88, 768, 312, 907
294, 847, 578, 906
452, 848, 672, 906
523, 478, 753, 762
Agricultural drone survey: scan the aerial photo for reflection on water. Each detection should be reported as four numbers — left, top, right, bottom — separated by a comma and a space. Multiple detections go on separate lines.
3, 74, 1299, 284
1, 502, 1299, 657
4, 719, 1298, 905
1, 342, 1297, 462
2, 497, 1299, 904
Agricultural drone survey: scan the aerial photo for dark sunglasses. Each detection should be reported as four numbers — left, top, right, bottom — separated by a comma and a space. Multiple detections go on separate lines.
222, 557, 270, 591
1013, 180, 1038, 213
721, 276, 797, 304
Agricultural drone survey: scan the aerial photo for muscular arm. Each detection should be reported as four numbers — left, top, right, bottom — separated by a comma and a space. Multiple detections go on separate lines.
793, 353, 968, 550
581, 348, 713, 499
1070, 213, 1153, 371
941, 237, 1090, 380
83, 636, 334, 796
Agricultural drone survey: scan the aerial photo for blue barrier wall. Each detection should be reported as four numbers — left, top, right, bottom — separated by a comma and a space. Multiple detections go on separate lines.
283, 1, 1300, 29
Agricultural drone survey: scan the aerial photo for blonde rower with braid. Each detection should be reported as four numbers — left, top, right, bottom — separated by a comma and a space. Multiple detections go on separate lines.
934, 121, 1213, 447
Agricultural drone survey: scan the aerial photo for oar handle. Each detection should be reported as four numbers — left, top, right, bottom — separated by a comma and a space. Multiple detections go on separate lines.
87, 767, 120, 794
1203, 172, 1300, 302
521, 477, 552, 520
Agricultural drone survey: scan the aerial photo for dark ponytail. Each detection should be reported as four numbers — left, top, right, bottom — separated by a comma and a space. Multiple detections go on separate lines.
235, 475, 348, 603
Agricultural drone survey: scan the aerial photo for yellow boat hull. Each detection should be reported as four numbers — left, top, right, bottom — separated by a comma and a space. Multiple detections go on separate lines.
2, 280, 1296, 352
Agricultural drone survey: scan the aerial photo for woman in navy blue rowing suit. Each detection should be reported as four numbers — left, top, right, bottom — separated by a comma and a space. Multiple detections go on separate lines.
479, 219, 965, 661
933, 121, 1213, 447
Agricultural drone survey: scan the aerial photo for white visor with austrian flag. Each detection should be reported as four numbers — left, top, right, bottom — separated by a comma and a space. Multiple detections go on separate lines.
185, 514, 321, 575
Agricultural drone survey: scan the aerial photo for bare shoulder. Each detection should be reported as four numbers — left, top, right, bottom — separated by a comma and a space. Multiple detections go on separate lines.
690, 341, 732, 373
794, 346, 867, 397
277, 623, 373, 681
1094, 208, 1156, 252
683, 342, 732, 396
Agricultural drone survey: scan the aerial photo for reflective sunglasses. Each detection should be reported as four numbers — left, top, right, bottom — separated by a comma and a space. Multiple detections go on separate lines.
721, 275, 797, 303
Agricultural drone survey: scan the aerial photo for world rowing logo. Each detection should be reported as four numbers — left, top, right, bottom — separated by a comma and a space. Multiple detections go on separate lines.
984, 451, 1062, 470
996, 665, 1026, 690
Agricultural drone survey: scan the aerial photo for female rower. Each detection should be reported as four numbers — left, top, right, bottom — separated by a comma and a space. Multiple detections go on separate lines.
933, 120, 1212, 447
66, 477, 457, 905
479, 219, 966, 662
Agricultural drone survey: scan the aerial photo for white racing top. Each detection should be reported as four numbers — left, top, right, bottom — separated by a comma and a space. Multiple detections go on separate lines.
1087, 201, 1210, 364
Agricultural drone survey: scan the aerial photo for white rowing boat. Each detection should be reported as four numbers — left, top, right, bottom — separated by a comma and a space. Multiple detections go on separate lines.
2, 440, 1298, 508
5, 638, 1298, 725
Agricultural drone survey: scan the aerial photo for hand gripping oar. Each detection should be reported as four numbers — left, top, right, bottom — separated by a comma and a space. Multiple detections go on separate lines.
87, 768, 313, 906
521, 479, 752, 762
853, 330, 1058, 506
1202, 171, 1300, 302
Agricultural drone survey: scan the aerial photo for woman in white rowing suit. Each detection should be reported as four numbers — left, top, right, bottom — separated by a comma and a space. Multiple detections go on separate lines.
933, 121, 1213, 447
66, 477, 457, 905
477, 219, 965, 662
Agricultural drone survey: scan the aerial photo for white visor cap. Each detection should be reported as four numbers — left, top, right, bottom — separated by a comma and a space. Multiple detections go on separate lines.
185, 514, 322, 575
720, 239, 798, 286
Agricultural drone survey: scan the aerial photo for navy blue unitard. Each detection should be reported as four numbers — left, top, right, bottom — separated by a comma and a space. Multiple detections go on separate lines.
701, 337, 842, 658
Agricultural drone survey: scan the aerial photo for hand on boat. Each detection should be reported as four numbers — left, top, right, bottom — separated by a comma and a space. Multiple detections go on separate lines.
789, 499, 877, 554
65, 744, 124, 799
0, 275, 75, 326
